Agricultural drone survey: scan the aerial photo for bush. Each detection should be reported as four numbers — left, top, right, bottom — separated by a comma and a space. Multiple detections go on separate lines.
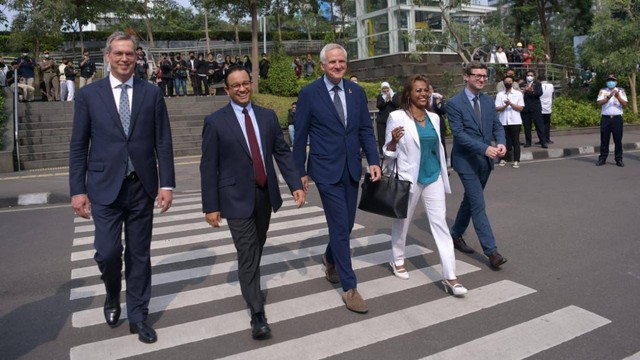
252, 93, 297, 129
552, 97, 601, 128
259, 56, 299, 97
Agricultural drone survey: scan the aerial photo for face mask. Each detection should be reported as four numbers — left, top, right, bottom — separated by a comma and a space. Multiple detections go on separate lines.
504, 83, 513, 90
190, 55, 195, 59
44, 54, 49, 58
606, 81, 617, 89
526, 76, 534, 83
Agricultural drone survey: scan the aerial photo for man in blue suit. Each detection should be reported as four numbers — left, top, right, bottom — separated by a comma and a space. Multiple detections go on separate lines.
447, 61, 508, 269
200, 65, 305, 339
69, 31, 175, 344
293, 44, 381, 314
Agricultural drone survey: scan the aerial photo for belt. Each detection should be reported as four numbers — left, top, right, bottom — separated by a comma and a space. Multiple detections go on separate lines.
602, 114, 622, 119
124, 172, 138, 181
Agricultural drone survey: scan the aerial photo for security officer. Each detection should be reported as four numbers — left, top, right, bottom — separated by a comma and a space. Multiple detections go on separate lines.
40, 50, 59, 101
596, 73, 628, 167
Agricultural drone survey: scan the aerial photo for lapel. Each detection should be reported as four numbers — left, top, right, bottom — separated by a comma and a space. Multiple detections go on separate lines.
129, 77, 146, 135
461, 91, 483, 132
316, 77, 344, 127
222, 103, 252, 159
96, 78, 126, 138
254, 105, 269, 159
402, 110, 420, 148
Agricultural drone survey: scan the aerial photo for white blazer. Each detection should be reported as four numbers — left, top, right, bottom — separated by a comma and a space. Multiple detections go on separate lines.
382, 109, 451, 194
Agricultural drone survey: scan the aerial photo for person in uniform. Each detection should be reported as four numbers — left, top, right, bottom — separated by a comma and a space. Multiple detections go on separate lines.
595, 73, 628, 167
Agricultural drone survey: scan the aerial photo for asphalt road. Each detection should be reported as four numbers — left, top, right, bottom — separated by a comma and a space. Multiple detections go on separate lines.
1, 151, 639, 360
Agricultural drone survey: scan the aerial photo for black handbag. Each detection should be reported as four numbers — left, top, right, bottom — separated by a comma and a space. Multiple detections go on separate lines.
358, 159, 411, 219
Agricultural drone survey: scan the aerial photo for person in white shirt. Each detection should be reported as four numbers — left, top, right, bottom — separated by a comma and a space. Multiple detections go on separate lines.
596, 73, 628, 167
540, 75, 555, 144
495, 46, 509, 65
495, 75, 525, 168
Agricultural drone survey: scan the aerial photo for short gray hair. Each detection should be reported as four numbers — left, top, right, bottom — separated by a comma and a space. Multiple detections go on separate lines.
105, 31, 138, 53
319, 43, 347, 63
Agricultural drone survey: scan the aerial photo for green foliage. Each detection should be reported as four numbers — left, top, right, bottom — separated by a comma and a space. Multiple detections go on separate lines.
552, 97, 601, 128
259, 55, 299, 97
252, 93, 297, 129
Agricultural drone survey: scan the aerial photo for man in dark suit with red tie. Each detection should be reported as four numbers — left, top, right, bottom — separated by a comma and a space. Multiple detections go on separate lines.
69, 31, 175, 344
200, 65, 305, 339
293, 44, 381, 314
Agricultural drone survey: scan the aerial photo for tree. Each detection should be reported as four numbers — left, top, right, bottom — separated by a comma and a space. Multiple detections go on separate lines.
413, 0, 504, 64
191, 0, 219, 54
290, 0, 320, 41
581, 0, 639, 113
7, 0, 65, 56
62, 0, 112, 53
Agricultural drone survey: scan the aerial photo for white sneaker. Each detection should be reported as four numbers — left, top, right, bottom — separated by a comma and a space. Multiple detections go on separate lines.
512, 161, 520, 168
389, 262, 409, 280
498, 160, 507, 166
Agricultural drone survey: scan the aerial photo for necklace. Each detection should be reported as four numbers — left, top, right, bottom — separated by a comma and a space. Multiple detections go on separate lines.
412, 110, 427, 122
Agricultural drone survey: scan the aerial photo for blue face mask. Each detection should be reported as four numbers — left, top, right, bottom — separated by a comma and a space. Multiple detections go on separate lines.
606, 81, 617, 89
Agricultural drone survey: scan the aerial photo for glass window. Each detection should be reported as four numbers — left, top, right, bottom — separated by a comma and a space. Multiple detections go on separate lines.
415, 10, 442, 30
368, 0, 388, 12
365, 14, 389, 35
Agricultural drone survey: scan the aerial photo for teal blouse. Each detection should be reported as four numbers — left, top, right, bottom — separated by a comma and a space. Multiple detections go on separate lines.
416, 119, 440, 185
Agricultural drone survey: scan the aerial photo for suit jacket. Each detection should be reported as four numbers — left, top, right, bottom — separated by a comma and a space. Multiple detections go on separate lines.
447, 89, 506, 174
293, 77, 380, 184
69, 76, 175, 205
522, 81, 543, 113
382, 109, 451, 193
200, 103, 302, 218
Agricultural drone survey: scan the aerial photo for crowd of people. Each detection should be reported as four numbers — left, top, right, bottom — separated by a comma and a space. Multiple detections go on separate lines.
0, 50, 96, 102
149, 50, 271, 97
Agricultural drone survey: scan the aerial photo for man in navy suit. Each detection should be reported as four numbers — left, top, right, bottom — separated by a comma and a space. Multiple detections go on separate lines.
200, 65, 305, 339
293, 44, 381, 314
69, 31, 175, 344
447, 61, 508, 269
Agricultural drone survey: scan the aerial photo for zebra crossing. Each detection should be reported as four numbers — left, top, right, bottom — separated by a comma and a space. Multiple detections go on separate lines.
67, 189, 611, 359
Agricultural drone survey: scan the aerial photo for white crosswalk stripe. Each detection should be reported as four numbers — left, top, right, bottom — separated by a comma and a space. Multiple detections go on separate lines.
67, 191, 613, 359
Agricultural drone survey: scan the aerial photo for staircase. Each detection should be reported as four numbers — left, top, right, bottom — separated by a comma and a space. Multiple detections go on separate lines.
15, 95, 227, 170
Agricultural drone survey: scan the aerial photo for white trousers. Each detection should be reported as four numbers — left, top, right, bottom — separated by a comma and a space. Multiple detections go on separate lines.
66, 80, 75, 101
390, 175, 457, 280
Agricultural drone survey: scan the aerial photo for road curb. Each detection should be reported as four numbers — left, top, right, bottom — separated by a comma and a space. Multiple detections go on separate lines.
522, 141, 640, 160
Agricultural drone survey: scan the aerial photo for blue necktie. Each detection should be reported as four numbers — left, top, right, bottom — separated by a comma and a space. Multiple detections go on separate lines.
118, 84, 135, 174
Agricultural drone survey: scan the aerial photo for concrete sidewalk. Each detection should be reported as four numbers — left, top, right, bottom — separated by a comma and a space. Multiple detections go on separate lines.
1, 125, 639, 208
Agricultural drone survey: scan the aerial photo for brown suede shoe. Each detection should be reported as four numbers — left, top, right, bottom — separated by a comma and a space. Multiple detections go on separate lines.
322, 255, 340, 284
342, 288, 368, 314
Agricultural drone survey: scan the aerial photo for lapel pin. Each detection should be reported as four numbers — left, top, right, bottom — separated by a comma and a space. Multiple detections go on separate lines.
348, 89, 352, 94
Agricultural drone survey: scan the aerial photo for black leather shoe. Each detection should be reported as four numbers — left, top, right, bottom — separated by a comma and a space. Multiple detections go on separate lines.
541, 143, 548, 148
452, 236, 474, 254
103, 292, 121, 327
548, 140, 554, 144
129, 321, 157, 343
595, 159, 606, 166
616, 160, 624, 167
489, 251, 507, 269
523, 144, 532, 148
251, 312, 271, 340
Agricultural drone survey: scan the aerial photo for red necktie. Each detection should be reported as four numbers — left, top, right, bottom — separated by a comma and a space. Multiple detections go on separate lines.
243, 108, 267, 187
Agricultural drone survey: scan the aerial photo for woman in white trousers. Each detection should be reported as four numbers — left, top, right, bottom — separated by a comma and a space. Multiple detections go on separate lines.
383, 74, 467, 296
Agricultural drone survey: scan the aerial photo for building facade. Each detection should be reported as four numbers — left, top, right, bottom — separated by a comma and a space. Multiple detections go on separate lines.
350, 0, 496, 60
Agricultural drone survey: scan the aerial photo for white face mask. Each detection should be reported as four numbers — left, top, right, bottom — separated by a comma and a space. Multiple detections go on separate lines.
526, 76, 534, 83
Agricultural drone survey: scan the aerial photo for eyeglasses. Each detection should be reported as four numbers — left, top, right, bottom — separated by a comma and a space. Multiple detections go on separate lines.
227, 81, 253, 91
469, 73, 488, 80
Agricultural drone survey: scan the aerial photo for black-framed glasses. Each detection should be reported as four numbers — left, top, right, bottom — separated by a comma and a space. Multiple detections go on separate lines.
228, 81, 253, 91
469, 73, 488, 80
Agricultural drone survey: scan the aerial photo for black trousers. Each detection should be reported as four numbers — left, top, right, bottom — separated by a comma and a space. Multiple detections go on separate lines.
542, 113, 552, 142
376, 122, 386, 156
227, 186, 272, 315
522, 110, 547, 145
503, 125, 521, 162
160, 78, 174, 97
599, 115, 624, 161
91, 175, 154, 324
